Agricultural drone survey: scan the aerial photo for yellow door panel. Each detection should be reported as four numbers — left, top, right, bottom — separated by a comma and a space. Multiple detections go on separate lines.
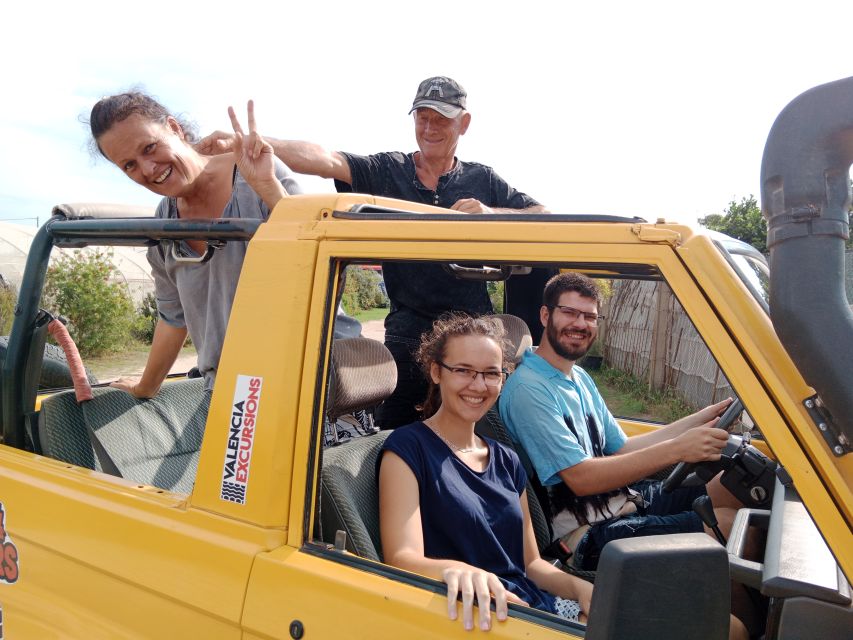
0, 448, 283, 638
242, 547, 584, 640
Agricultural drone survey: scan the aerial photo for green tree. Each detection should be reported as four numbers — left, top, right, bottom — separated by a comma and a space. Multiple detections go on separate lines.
43, 249, 135, 356
131, 292, 159, 344
342, 267, 388, 315
700, 195, 767, 253
486, 281, 504, 313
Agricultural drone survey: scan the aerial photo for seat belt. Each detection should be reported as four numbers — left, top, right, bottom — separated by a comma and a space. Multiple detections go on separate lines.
45, 317, 124, 479
83, 412, 123, 478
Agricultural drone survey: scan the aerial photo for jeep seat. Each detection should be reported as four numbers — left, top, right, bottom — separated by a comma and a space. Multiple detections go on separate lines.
325, 337, 397, 424
319, 337, 397, 560
493, 313, 533, 365
320, 431, 391, 561
39, 378, 208, 493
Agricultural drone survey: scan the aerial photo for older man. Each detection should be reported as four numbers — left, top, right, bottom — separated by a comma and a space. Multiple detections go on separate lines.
202, 77, 546, 428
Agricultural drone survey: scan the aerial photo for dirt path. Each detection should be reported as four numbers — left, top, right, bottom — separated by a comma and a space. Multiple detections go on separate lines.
88, 346, 198, 382
361, 319, 385, 342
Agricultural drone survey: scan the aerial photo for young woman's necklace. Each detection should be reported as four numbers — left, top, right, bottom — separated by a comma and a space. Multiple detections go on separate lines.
425, 420, 479, 454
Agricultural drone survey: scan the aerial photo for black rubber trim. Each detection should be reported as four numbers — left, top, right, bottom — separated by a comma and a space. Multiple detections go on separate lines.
335, 206, 646, 224
303, 259, 342, 545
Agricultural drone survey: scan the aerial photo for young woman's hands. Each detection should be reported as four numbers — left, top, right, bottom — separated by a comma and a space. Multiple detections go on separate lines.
441, 566, 527, 631
573, 577, 593, 622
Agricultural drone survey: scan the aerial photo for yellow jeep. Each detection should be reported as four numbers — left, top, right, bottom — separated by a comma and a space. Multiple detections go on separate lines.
0, 78, 851, 639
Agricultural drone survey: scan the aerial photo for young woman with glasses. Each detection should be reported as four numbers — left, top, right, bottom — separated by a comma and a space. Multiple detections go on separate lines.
378, 314, 593, 632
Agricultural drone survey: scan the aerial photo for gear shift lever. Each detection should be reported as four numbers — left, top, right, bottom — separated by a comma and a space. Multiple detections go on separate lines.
692, 495, 727, 545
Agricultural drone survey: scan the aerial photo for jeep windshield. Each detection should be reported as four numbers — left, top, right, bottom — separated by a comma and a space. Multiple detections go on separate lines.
713, 233, 770, 312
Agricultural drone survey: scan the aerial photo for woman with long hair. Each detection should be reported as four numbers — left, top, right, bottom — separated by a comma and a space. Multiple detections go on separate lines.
378, 314, 593, 631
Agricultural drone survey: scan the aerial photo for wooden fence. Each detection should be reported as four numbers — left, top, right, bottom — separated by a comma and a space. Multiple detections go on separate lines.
601, 280, 732, 410
598, 249, 853, 410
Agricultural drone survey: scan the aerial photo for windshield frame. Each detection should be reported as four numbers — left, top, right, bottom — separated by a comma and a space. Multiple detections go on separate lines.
713, 235, 770, 314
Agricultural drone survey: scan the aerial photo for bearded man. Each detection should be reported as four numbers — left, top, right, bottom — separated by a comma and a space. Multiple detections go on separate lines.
498, 272, 744, 571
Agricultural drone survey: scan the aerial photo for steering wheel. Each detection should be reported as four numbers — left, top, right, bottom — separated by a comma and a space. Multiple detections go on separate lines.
662, 398, 744, 493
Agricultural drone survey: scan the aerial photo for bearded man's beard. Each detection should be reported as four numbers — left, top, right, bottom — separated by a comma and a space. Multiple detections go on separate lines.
546, 318, 594, 361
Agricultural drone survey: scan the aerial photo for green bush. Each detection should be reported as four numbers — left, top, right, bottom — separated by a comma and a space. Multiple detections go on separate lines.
0, 281, 16, 335
487, 281, 505, 313
43, 249, 135, 356
342, 267, 388, 315
131, 292, 158, 344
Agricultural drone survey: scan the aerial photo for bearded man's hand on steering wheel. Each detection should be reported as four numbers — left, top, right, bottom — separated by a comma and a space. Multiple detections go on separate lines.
663, 399, 745, 492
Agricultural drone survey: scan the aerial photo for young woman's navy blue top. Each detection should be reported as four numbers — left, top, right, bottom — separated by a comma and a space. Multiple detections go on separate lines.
380, 421, 558, 614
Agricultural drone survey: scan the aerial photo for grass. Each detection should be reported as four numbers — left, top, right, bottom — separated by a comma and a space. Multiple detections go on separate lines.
353, 307, 389, 323
85, 342, 197, 382
588, 365, 694, 423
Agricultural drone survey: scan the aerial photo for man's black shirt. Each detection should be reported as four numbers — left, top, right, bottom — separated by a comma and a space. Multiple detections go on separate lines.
335, 151, 540, 338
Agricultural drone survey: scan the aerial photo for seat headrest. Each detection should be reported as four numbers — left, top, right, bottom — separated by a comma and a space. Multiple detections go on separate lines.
327, 338, 397, 420
493, 314, 533, 364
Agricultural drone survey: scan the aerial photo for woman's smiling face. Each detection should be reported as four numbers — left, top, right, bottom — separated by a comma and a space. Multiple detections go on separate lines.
431, 334, 504, 423
98, 114, 199, 197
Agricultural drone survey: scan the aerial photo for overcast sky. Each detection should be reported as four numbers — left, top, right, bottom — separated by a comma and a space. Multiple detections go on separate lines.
2, 1, 852, 228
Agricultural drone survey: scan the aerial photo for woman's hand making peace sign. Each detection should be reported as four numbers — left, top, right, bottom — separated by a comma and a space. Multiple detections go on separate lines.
228, 100, 288, 209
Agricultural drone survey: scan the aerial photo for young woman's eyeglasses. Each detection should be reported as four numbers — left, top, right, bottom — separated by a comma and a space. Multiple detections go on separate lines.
551, 305, 603, 325
436, 361, 508, 386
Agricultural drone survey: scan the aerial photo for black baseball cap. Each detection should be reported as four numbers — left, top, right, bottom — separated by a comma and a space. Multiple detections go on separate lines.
408, 76, 467, 118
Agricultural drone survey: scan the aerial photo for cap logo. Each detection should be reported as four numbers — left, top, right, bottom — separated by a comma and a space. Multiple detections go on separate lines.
427, 81, 445, 98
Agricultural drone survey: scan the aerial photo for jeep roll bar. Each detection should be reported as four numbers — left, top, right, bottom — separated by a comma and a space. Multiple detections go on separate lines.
0, 209, 262, 449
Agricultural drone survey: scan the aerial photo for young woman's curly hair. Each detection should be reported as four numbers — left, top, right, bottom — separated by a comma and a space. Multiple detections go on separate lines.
416, 313, 513, 419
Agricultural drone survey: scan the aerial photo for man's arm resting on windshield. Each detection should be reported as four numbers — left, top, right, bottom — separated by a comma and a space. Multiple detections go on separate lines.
450, 200, 549, 214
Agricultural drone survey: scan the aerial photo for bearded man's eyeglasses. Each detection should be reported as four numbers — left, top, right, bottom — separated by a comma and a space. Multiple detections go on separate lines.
551, 305, 603, 326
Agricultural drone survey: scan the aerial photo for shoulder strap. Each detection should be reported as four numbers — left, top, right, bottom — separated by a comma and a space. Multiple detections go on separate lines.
81, 404, 123, 478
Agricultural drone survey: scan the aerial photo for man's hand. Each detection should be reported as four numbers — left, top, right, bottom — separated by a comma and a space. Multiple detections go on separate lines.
688, 397, 733, 428
672, 423, 728, 462
110, 376, 157, 399
450, 198, 494, 214
194, 130, 236, 156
